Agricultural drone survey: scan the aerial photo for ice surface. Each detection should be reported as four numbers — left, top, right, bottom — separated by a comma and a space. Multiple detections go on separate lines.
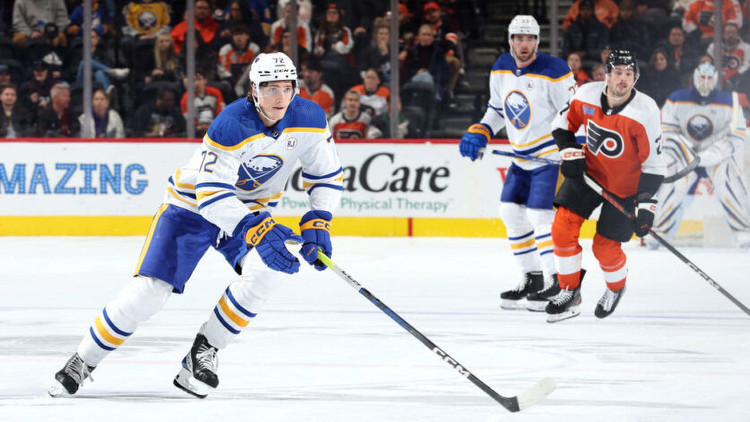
1, 236, 749, 421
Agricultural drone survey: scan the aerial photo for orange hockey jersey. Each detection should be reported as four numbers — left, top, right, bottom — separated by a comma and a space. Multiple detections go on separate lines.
552, 81, 665, 198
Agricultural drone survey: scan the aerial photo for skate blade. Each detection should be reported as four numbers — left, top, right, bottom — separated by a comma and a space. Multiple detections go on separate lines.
525, 300, 549, 312
173, 367, 213, 399
48, 380, 70, 397
546, 307, 581, 323
500, 299, 528, 310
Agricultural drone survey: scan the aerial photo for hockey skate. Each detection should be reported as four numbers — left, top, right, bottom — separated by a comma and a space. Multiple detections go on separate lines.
173, 334, 219, 398
526, 274, 560, 312
500, 271, 544, 310
545, 270, 586, 323
594, 285, 626, 319
48, 353, 95, 396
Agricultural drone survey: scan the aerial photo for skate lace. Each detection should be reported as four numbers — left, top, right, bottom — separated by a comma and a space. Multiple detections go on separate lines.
598, 289, 616, 310
64, 355, 94, 385
512, 274, 531, 292
551, 289, 573, 305
196, 344, 218, 372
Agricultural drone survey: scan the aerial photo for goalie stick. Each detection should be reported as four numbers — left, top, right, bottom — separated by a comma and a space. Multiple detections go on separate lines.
582, 173, 750, 317
315, 250, 557, 412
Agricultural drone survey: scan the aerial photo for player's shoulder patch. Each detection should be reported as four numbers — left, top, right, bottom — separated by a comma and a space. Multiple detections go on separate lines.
708, 89, 733, 107
573, 81, 604, 102
530, 53, 572, 80
666, 88, 697, 104
281, 96, 328, 132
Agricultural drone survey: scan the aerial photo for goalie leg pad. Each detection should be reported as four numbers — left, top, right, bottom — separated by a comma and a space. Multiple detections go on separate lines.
710, 158, 750, 233
77, 275, 172, 366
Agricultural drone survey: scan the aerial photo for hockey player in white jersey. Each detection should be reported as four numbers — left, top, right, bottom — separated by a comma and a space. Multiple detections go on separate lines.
49, 52, 344, 398
459, 15, 576, 311
649, 62, 750, 247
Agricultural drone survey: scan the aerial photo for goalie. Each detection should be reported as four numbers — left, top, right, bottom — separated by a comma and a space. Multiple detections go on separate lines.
649, 63, 750, 248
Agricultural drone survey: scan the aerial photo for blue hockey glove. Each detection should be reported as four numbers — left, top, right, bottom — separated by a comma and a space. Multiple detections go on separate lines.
459, 123, 491, 161
560, 145, 586, 178
633, 198, 657, 238
241, 212, 303, 274
299, 210, 333, 271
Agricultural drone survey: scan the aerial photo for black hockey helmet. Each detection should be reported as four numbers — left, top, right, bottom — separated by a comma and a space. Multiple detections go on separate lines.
605, 50, 639, 80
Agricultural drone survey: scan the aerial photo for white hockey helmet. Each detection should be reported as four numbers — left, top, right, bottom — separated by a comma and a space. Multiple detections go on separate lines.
693, 62, 717, 97
508, 15, 540, 39
248, 52, 298, 95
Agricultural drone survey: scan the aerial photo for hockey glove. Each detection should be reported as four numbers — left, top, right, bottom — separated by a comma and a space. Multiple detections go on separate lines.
241, 212, 303, 274
633, 198, 657, 238
560, 145, 586, 178
459, 123, 491, 161
299, 210, 333, 271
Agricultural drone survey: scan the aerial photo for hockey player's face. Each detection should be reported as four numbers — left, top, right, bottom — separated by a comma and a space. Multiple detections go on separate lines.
256, 81, 294, 121
510, 35, 536, 63
607, 66, 636, 97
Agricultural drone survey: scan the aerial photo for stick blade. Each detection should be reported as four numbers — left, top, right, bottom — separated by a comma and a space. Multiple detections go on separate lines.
515, 377, 557, 411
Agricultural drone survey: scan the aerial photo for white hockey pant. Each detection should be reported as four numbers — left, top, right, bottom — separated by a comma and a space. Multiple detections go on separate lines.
77, 275, 173, 366
499, 202, 555, 277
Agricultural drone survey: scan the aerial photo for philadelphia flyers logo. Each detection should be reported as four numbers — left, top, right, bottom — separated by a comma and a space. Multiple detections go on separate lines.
586, 120, 624, 158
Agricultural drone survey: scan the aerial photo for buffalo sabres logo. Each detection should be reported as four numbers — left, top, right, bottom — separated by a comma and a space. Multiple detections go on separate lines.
586, 120, 624, 158
236, 154, 283, 191
686, 114, 714, 142
138, 12, 158, 31
504, 90, 531, 130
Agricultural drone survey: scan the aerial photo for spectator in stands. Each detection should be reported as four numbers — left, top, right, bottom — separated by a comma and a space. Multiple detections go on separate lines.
313, 3, 354, 68
562, 0, 620, 30
567, 52, 590, 86
682, 0, 743, 43
0, 83, 33, 138
402, 24, 451, 101
371, 96, 410, 139
590, 63, 606, 81
11, 0, 69, 48
298, 59, 335, 118
421, 1, 464, 101
270, 2, 313, 52
0, 65, 11, 85
329, 89, 377, 139
36, 82, 79, 137
78, 88, 125, 138
353, 18, 392, 81
137, 32, 179, 86
656, 25, 700, 86
639, 48, 680, 107
350, 68, 390, 117
19, 60, 58, 113
67, 0, 113, 38
120, 0, 172, 59
349, 0, 389, 35
276, 0, 312, 27
217, 23, 260, 86
562, 0, 610, 68
75, 30, 130, 97
707, 22, 750, 88
214, 0, 267, 51
26, 23, 69, 80
234, 0, 273, 35
171, 0, 220, 54
132, 87, 186, 137
609, 0, 651, 60
175, 29, 219, 82
180, 70, 225, 137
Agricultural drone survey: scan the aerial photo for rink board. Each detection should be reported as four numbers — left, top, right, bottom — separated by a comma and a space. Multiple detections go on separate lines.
0, 138, 719, 237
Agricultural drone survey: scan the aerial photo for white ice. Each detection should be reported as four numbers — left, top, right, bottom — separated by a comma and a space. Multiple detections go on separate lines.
1, 236, 749, 421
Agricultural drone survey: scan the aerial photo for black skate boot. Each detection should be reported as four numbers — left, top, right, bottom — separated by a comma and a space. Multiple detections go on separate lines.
526, 274, 560, 312
594, 285, 626, 319
500, 271, 544, 310
173, 334, 219, 398
48, 353, 96, 396
545, 270, 586, 323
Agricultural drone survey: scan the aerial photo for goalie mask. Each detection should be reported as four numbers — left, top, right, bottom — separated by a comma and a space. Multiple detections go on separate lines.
693, 62, 717, 97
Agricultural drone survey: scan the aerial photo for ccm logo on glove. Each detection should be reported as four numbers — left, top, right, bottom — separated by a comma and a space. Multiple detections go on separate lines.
245, 217, 277, 246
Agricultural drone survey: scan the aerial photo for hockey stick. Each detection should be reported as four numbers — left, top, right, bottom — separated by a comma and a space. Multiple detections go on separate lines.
663, 155, 700, 183
581, 173, 750, 317
316, 250, 557, 412
490, 149, 561, 165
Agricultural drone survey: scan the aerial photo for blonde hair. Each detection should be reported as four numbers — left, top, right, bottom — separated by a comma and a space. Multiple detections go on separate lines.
154, 33, 176, 72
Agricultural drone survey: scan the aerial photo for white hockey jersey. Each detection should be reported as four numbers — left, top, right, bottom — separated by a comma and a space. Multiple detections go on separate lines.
165, 96, 343, 235
661, 88, 746, 160
480, 52, 576, 170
